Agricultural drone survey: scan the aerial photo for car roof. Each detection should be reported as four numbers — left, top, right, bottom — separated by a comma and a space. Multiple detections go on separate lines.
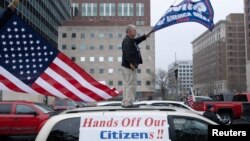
60, 105, 198, 114
96, 101, 122, 106
134, 100, 185, 104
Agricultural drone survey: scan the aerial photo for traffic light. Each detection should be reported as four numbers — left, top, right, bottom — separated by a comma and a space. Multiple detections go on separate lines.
174, 69, 178, 80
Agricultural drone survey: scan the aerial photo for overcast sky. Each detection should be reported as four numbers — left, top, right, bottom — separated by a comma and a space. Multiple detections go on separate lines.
150, 0, 244, 70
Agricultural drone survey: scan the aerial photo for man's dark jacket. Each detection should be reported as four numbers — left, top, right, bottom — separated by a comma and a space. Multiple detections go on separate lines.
121, 35, 146, 69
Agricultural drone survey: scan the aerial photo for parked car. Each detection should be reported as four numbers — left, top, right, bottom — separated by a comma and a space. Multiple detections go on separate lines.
53, 98, 87, 111
0, 101, 54, 136
209, 93, 234, 101
36, 106, 217, 141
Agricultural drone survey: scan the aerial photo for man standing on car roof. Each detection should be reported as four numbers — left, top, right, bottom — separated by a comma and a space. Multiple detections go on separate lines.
121, 24, 151, 108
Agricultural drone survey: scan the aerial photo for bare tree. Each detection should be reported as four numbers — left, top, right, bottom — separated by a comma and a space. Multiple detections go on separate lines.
155, 69, 168, 99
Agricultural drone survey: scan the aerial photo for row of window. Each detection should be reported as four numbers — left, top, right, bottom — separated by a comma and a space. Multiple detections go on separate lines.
179, 73, 193, 76
179, 80, 193, 83
80, 56, 121, 62
72, 3, 145, 17
178, 70, 193, 72
61, 44, 151, 50
88, 68, 151, 74
109, 80, 151, 86
178, 85, 192, 88
178, 77, 193, 80
178, 65, 193, 68
62, 32, 123, 39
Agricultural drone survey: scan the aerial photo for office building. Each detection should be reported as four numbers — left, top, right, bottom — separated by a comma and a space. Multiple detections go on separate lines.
168, 60, 193, 100
58, 0, 155, 100
192, 14, 246, 95
244, 0, 250, 91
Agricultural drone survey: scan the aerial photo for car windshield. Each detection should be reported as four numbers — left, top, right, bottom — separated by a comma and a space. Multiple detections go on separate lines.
195, 97, 213, 102
35, 103, 54, 113
68, 101, 77, 106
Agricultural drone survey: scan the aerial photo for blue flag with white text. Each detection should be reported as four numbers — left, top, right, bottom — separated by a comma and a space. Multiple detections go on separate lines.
153, 0, 214, 31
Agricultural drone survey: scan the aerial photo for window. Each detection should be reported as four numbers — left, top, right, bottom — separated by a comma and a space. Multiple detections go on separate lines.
109, 33, 113, 38
71, 57, 76, 61
118, 33, 123, 38
136, 3, 144, 16
82, 3, 97, 16
81, 33, 85, 38
16, 105, 36, 115
173, 117, 209, 141
118, 81, 123, 86
80, 44, 86, 50
90, 46, 95, 50
146, 69, 150, 73
90, 57, 95, 62
137, 81, 141, 85
71, 44, 76, 50
118, 57, 122, 62
117, 45, 122, 49
72, 3, 79, 16
108, 69, 113, 73
146, 45, 150, 49
146, 81, 151, 86
118, 3, 133, 16
108, 57, 113, 62
109, 81, 113, 86
99, 57, 104, 62
62, 44, 67, 50
90, 68, 94, 74
47, 118, 80, 141
100, 3, 115, 16
98, 33, 105, 39
99, 45, 104, 50
109, 45, 113, 50
72, 33, 76, 38
80, 57, 85, 62
99, 68, 104, 73
137, 69, 141, 73
62, 33, 67, 38
90, 33, 95, 38
0, 104, 12, 114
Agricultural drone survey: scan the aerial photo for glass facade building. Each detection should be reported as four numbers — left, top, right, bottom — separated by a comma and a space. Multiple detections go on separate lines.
0, 0, 71, 47
0, 0, 70, 102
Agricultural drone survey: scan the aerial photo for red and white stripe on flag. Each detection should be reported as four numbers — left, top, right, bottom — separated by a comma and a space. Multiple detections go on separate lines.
0, 53, 119, 102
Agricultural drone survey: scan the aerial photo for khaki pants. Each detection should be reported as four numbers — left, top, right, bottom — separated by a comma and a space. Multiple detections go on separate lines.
121, 67, 137, 106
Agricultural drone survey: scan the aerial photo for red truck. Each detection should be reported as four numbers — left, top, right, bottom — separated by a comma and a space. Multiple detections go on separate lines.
192, 93, 250, 124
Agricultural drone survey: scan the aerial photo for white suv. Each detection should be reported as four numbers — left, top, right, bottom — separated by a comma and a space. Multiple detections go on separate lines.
36, 106, 216, 141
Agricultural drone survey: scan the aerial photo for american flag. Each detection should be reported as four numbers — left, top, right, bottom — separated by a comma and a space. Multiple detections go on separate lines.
0, 14, 119, 102
186, 87, 195, 108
